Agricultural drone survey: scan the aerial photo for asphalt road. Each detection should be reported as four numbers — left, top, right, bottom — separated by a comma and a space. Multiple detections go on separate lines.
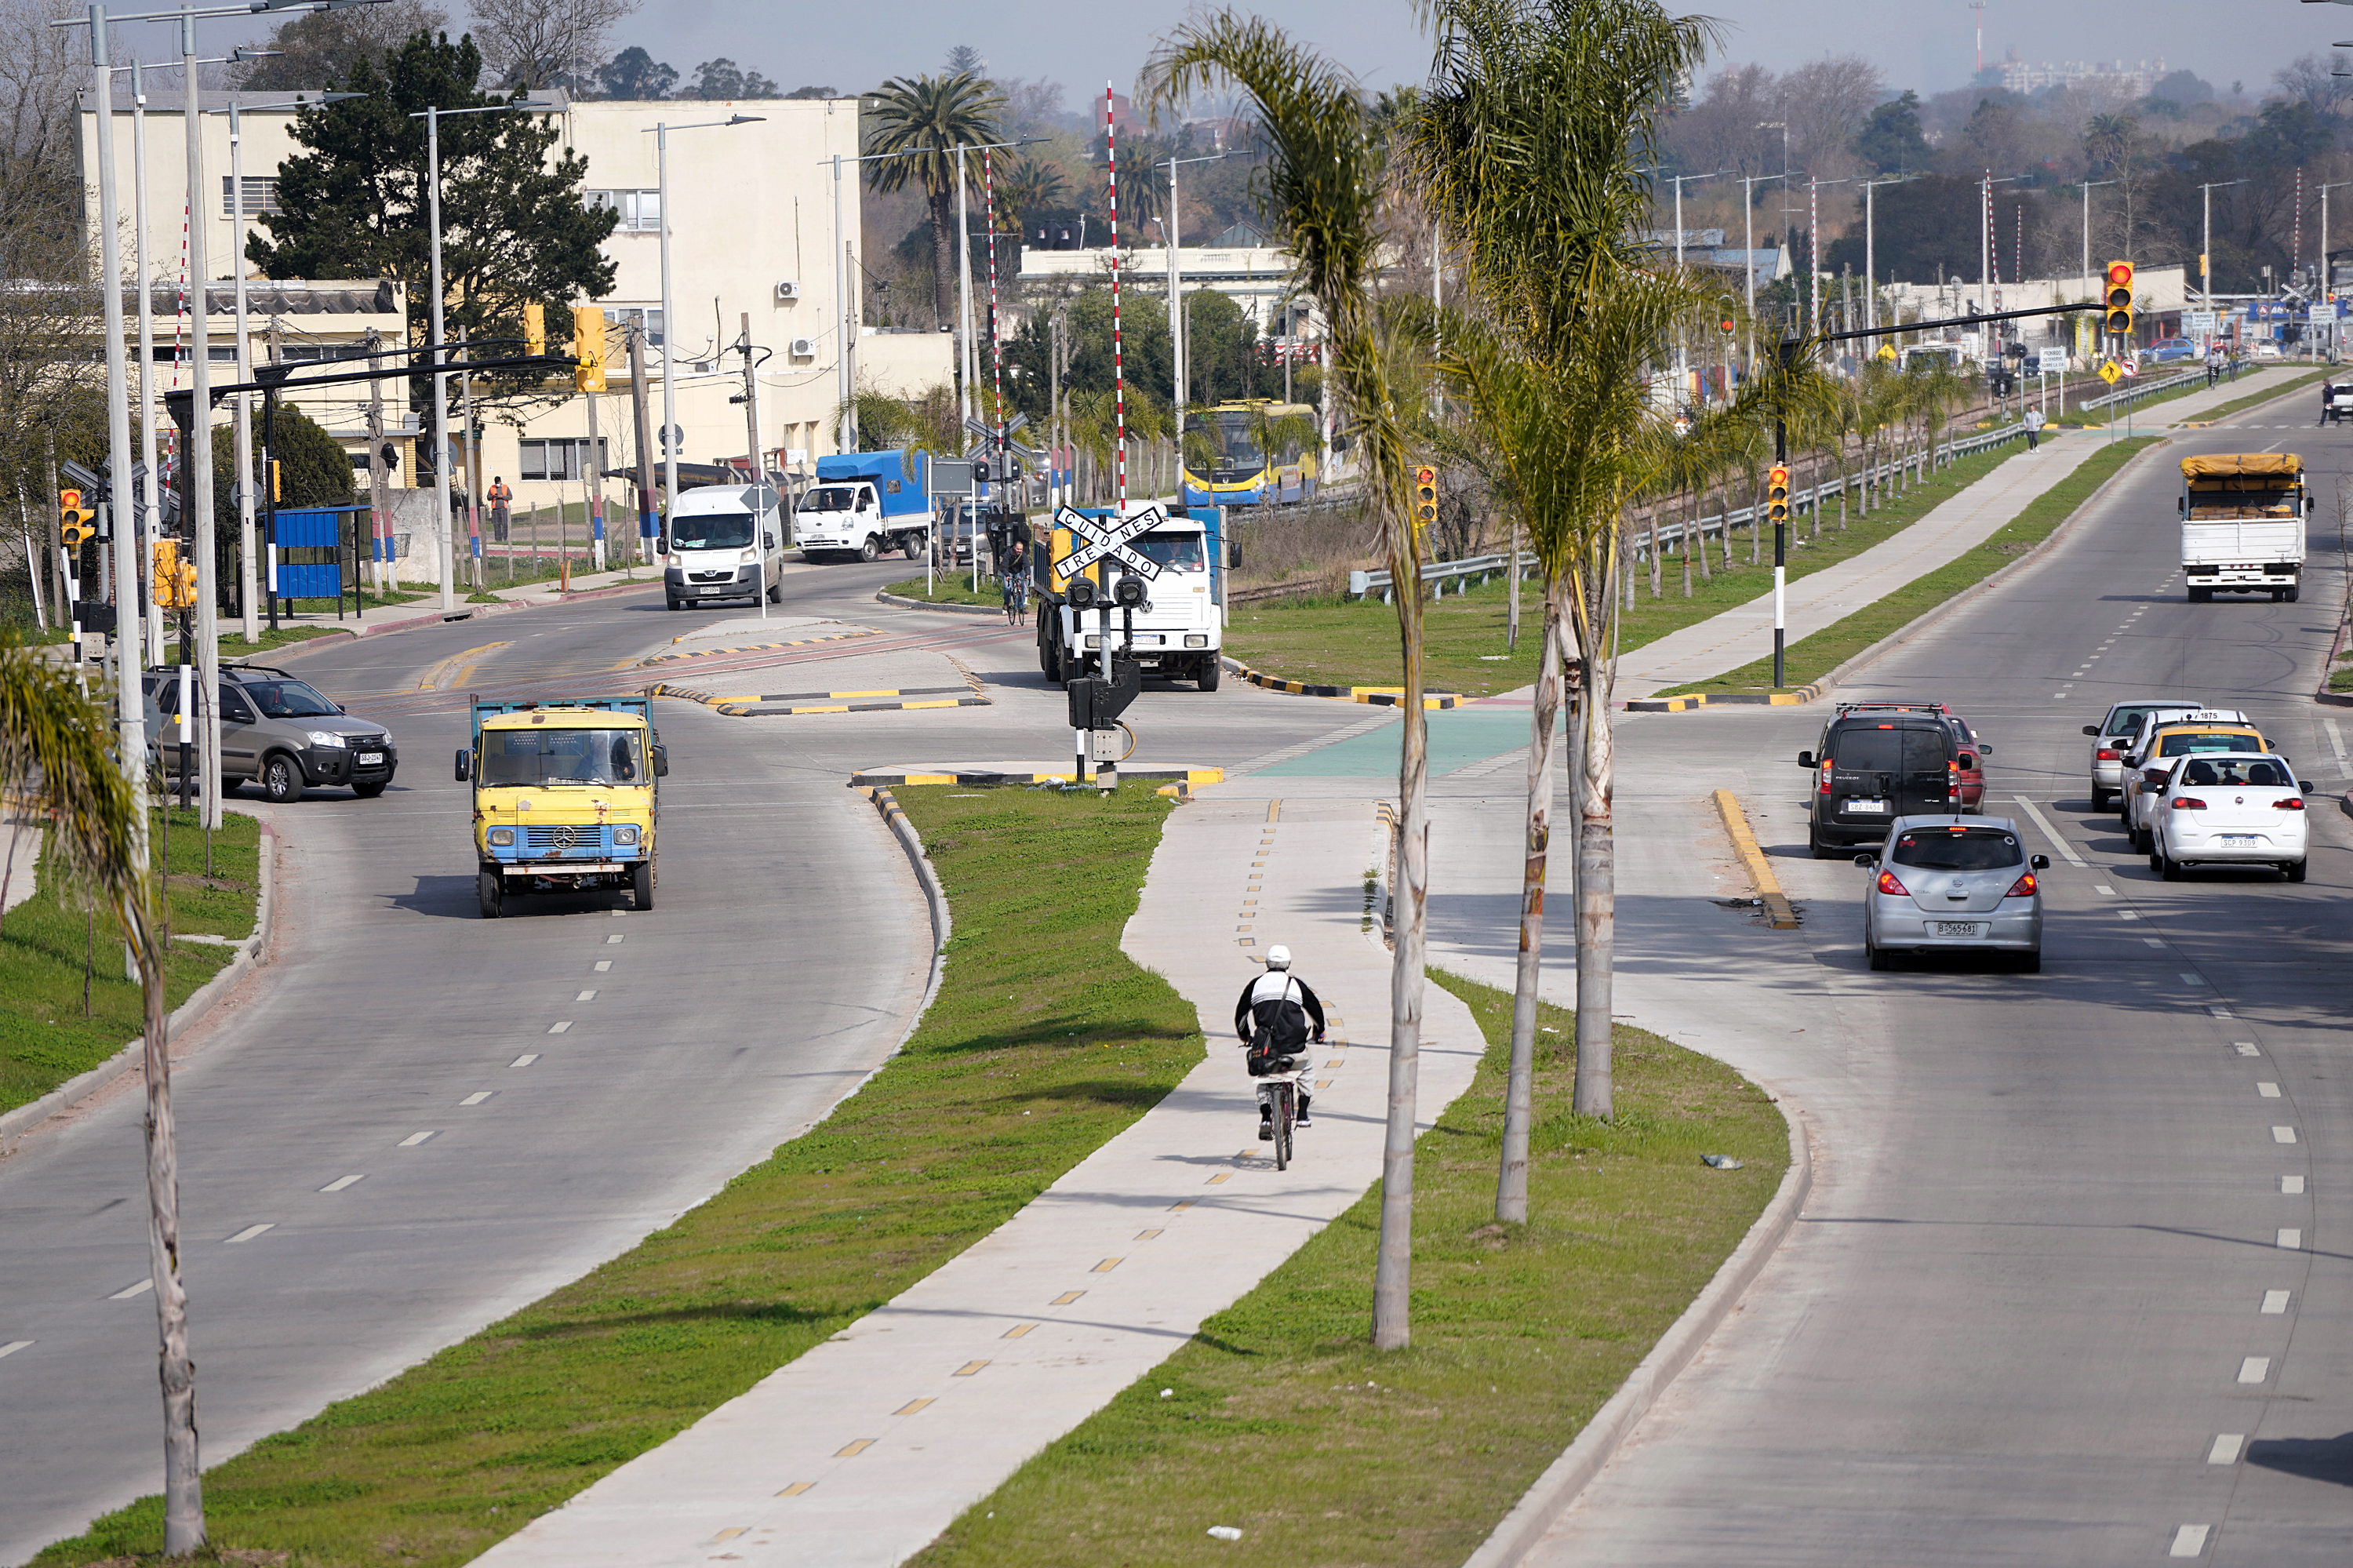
0, 562, 1382, 1563
1514, 398, 2353, 1562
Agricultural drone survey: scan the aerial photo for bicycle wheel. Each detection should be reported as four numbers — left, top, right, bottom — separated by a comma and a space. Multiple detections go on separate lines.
1274, 1082, 1294, 1170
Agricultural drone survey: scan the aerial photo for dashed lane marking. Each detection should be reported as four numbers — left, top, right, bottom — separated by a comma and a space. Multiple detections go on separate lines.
107, 1279, 152, 1300
509, 1053, 539, 1068
319, 1173, 365, 1191
2282, 1176, 2305, 1195
2238, 1357, 2270, 1384
2208, 1434, 2244, 1465
225, 1224, 274, 1243
2264, 1290, 2292, 1314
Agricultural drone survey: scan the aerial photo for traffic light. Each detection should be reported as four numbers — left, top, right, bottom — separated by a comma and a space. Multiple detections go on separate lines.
1765, 464, 1791, 526
572, 304, 607, 392
524, 300, 545, 358
152, 539, 183, 606
2104, 260, 2135, 338
58, 487, 93, 549
176, 555, 198, 609
1413, 464, 1438, 537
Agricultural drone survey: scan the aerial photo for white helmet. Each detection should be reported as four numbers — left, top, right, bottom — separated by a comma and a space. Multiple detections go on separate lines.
1264, 946, 1291, 970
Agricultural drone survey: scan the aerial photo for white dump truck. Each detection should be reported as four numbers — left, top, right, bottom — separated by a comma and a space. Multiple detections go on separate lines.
2179, 453, 2310, 602
1035, 504, 1227, 690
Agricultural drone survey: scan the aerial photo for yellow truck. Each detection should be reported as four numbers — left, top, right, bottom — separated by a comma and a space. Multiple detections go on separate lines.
455, 697, 667, 918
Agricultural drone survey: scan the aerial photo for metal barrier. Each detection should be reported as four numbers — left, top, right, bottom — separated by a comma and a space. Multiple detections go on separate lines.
2075, 367, 2202, 413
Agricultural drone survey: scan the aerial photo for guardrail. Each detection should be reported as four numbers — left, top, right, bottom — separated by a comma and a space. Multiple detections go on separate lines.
1344, 417, 2031, 602
2075, 366, 2203, 413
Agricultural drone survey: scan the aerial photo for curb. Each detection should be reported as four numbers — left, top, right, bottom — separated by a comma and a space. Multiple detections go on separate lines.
1221, 657, 1462, 709
1627, 685, 1822, 714
857, 785, 951, 969
640, 629, 878, 665
849, 765, 1225, 788
0, 818, 278, 1156
1711, 788, 1801, 929
659, 683, 991, 718
2315, 606, 2352, 708
874, 589, 1004, 617
1460, 1104, 1814, 1568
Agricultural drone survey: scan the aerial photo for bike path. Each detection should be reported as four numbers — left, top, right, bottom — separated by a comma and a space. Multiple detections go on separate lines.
470, 795, 1487, 1568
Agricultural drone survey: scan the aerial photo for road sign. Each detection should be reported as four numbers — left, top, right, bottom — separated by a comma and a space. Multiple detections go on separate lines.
1056, 504, 1162, 580
660, 424, 684, 452
2098, 361, 2123, 385
965, 413, 1031, 441
2119, 358, 2139, 378
2038, 347, 2068, 374
2188, 310, 2217, 332
931, 459, 975, 496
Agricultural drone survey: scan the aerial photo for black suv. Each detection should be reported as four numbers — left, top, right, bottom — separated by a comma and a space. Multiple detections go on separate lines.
1798, 712, 1960, 857
143, 664, 398, 802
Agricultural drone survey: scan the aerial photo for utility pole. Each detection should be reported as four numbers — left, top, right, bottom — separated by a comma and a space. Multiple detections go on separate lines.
1740, 172, 1786, 370
2201, 179, 2248, 307
628, 323, 659, 563
181, 5, 220, 832
1858, 175, 1917, 332
364, 332, 388, 596
956, 146, 973, 424
738, 311, 765, 617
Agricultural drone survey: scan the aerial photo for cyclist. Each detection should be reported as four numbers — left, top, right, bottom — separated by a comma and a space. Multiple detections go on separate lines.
1234, 945, 1325, 1141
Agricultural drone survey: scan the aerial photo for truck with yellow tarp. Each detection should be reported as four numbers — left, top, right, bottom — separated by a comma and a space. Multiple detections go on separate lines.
455, 697, 667, 918
2178, 453, 2310, 602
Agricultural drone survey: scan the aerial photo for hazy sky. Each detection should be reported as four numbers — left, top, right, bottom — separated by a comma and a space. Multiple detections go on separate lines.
580, 0, 2335, 104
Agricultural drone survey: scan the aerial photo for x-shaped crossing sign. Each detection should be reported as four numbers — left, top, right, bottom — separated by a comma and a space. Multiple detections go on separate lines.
1057, 504, 1163, 580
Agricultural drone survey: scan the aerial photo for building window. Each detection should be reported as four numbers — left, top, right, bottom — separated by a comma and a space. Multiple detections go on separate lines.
586, 189, 661, 232
603, 305, 664, 348
518, 437, 609, 482
221, 176, 282, 216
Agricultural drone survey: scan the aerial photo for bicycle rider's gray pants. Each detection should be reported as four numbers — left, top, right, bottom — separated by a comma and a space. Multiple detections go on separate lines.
1257, 1073, 1309, 1116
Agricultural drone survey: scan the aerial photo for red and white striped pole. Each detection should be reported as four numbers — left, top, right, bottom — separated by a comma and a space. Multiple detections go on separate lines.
986, 147, 1005, 451
1107, 83, 1126, 508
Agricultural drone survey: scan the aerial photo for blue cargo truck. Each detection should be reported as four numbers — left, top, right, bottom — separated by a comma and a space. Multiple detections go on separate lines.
795, 449, 936, 562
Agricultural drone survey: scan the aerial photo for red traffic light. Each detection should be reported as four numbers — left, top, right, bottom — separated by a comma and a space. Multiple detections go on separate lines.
2106, 260, 2134, 289
1766, 465, 1790, 489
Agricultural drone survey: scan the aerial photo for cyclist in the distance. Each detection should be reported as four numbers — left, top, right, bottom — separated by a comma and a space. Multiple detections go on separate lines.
1235, 945, 1326, 1141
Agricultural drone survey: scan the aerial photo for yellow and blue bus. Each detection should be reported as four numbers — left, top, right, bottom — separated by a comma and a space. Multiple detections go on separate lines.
1180, 400, 1318, 508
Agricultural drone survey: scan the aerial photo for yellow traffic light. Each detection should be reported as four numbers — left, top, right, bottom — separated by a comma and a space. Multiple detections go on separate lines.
176, 558, 198, 609
59, 487, 93, 549
572, 304, 608, 393
151, 538, 180, 606
1413, 464, 1438, 537
524, 300, 545, 358
2104, 260, 2135, 338
1766, 464, 1791, 526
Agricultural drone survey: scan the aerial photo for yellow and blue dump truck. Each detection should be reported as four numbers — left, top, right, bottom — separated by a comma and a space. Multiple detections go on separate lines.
456, 697, 667, 919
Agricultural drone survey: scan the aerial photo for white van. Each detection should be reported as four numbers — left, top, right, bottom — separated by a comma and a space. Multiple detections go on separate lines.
663, 484, 788, 611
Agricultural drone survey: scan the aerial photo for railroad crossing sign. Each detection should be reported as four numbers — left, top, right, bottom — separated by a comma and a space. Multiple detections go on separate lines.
1056, 504, 1163, 580
2098, 360, 2123, 386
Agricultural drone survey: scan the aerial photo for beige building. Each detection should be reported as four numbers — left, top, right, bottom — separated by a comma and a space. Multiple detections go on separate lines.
79, 89, 953, 561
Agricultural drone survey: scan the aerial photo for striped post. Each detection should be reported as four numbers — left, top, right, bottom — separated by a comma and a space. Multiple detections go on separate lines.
986, 148, 1004, 451
1107, 84, 1126, 506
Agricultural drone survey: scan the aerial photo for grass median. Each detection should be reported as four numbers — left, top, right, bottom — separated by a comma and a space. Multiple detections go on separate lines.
885, 574, 1007, 609
906, 969, 1788, 1568
1224, 435, 2022, 697
33, 784, 1202, 1568
0, 806, 260, 1117
2175, 366, 2331, 427
1664, 435, 2160, 697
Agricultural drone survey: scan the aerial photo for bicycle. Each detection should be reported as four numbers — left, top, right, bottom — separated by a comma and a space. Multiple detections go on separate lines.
1265, 1075, 1297, 1170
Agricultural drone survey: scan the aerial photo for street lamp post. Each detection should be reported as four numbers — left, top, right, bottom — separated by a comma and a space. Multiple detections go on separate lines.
1857, 174, 1917, 332
1653, 167, 1727, 395
824, 139, 952, 455
2322, 180, 2353, 359
1739, 171, 1786, 369
646, 114, 763, 554
1162, 151, 1227, 418
2200, 178, 2247, 307
1807, 174, 1852, 344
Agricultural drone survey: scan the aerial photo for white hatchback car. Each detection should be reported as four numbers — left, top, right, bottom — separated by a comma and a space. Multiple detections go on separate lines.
2148, 753, 2313, 882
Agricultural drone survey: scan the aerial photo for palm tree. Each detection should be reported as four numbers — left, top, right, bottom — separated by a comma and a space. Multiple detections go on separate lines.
0, 644, 202, 1550
1417, 0, 1718, 1208
998, 157, 1067, 236
865, 71, 1006, 329
1149, 13, 1436, 1351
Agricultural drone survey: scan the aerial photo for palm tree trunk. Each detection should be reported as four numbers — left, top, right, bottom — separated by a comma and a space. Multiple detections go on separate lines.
1570, 549, 1617, 1120
1497, 571, 1567, 1224
928, 189, 958, 331
1374, 507, 1430, 1351
1693, 487, 1711, 582
133, 915, 204, 1552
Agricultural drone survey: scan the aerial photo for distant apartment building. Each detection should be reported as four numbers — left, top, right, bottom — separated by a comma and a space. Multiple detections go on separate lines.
1994, 54, 2169, 99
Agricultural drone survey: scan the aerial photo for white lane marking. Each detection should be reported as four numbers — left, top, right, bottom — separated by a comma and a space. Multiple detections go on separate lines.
2094, 885, 2116, 897
593, 959, 612, 973
575, 990, 598, 1002
2274, 1126, 2299, 1144
398, 1130, 437, 1147
2238, 1356, 2271, 1384
2235, 1042, 2260, 1056
2327, 719, 2348, 764
2282, 1175, 2306, 1195
2278, 1228, 2303, 1250
611, 910, 628, 919
2207, 1434, 2244, 1465
606, 933, 624, 944
2264, 1290, 2292, 1314
0, 1340, 30, 1359
2009, 796, 2087, 867
319, 1173, 365, 1191
2169, 1523, 2210, 1557
547, 1020, 572, 1034
2118, 908, 2138, 919
2258, 1082, 2282, 1097
460, 1091, 493, 1107
2052, 692, 2069, 700
2179, 972, 2206, 984
509, 1053, 539, 1068
2208, 1003, 2235, 1018
2145, 938, 2166, 947
107, 1279, 153, 1300
225, 1224, 274, 1244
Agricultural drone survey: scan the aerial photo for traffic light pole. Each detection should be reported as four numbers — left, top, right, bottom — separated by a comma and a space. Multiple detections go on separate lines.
1772, 411, 1787, 689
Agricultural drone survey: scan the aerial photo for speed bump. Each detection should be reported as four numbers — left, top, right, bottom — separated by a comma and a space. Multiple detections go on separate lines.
850, 763, 1224, 788
1227, 660, 1460, 709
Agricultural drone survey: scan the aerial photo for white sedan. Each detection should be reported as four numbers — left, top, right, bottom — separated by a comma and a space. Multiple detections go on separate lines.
2148, 753, 2312, 882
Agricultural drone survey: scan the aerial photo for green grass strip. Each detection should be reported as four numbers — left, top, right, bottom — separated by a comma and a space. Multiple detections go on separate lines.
1223, 436, 2023, 697
2169, 366, 2331, 427
1665, 435, 2159, 696
885, 574, 1009, 609
905, 970, 1787, 1568
1, 807, 258, 1115
34, 784, 1201, 1567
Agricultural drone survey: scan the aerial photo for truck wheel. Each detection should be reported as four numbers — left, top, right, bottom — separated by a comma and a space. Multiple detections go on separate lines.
766, 578, 782, 602
2287, 584, 2302, 603
477, 869, 503, 919
1041, 631, 1063, 682
1198, 657, 1222, 691
859, 536, 881, 564
261, 752, 306, 803
666, 595, 685, 610
903, 536, 923, 561
632, 860, 655, 911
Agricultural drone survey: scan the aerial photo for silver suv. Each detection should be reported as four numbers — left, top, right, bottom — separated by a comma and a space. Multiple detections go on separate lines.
144, 664, 397, 802
1856, 815, 2047, 973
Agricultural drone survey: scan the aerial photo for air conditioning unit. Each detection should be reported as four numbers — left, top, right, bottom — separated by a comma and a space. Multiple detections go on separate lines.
774, 280, 801, 302
788, 337, 818, 359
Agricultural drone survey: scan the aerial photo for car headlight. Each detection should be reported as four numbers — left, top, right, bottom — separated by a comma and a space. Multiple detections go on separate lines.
307, 730, 347, 748
1085, 635, 1103, 649
613, 824, 641, 845
487, 827, 515, 846
1184, 634, 1209, 648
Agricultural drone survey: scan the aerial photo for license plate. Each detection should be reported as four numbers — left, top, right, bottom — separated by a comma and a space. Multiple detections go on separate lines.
698, 585, 729, 595
357, 751, 384, 765
1846, 799, 1889, 813
1933, 922, 1986, 938
2221, 835, 2258, 847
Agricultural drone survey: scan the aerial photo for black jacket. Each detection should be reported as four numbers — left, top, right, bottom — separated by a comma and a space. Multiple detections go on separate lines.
1234, 971, 1326, 1046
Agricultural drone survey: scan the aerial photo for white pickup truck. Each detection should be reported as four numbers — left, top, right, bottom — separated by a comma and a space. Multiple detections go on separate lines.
2179, 453, 2310, 602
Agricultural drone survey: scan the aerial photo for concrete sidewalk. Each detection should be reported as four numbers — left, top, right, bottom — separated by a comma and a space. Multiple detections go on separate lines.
471, 795, 1487, 1568
1617, 366, 2305, 700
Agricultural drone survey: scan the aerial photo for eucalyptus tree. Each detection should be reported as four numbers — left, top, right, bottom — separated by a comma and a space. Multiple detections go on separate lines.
864, 71, 1006, 328
1149, 13, 1436, 1349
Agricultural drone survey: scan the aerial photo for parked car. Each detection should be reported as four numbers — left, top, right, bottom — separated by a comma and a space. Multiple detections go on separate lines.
2253, 341, 2285, 361
2082, 699, 2205, 812
1857, 816, 2048, 972
2120, 715, 2271, 851
1800, 709, 1962, 857
2147, 752, 2311, 882
2148, 337, 2198, 364
144, 663, 397, 802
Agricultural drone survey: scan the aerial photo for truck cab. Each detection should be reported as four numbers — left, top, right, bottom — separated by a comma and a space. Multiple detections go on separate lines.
797, 449, 935, 562
663, 484, 787, 611
2178, 453, 2309, 602
456, 698, 667, 918
1035, 505, 1226, 691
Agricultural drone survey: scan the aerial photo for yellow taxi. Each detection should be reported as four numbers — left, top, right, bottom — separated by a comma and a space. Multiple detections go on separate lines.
2122, 714, 2270, 853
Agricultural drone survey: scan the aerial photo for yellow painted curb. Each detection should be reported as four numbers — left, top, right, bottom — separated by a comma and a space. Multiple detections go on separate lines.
1712, 788, 1801, 930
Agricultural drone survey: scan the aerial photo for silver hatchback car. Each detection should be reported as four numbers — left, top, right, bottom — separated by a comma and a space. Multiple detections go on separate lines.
1857, 815, 2049, 973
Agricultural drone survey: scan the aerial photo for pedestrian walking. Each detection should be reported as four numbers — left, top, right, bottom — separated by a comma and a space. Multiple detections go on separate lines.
488, 476, 512, 544
2023, 405, 2046, 450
